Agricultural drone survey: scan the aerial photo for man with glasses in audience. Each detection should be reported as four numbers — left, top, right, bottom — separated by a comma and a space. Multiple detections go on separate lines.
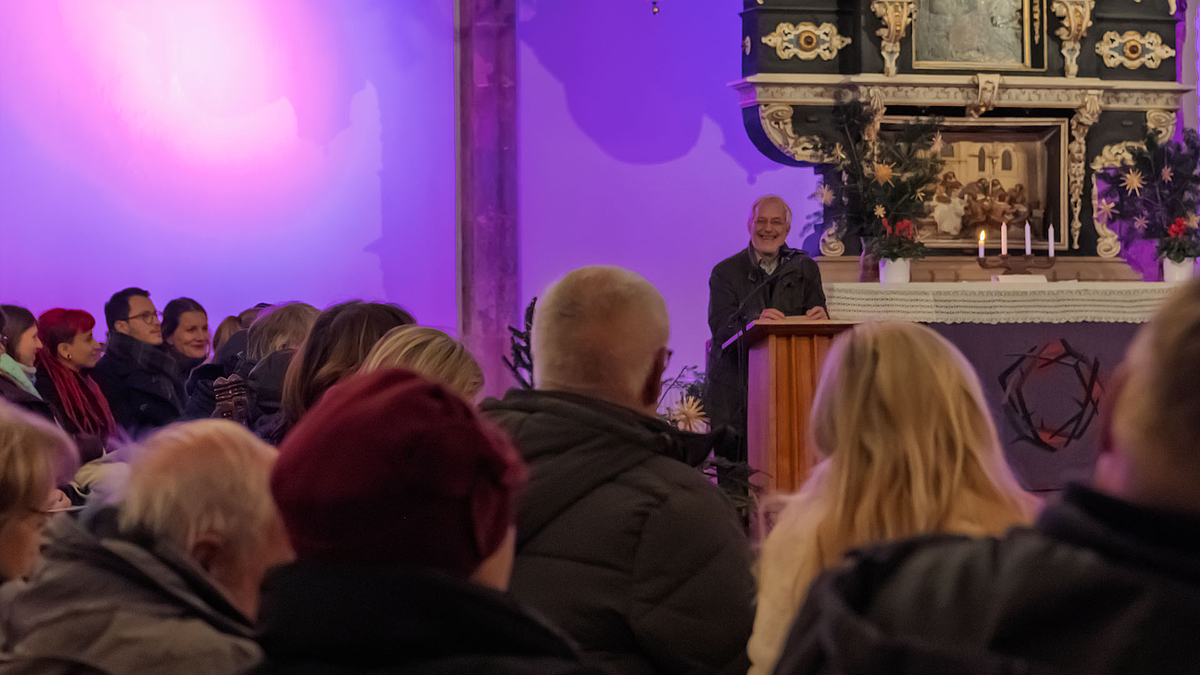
92, 287, 185, 435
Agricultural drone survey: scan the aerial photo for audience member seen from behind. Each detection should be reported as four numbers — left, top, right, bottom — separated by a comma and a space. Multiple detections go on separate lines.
0, 419, 292, 675
0, 401, 78, 583
0, 305, 52, 421
183, 302, 292, 421
771, 280, 1200, 675
241, 302, 320, 435
161, 297, 211, 378
481, 266, 756, 675
360, 326, 484, 402
92, 288, 186, 436
35, 309, 115, 464
274, 301, 414, 442
748, 321, 1037, 675
254, 369, 596, 675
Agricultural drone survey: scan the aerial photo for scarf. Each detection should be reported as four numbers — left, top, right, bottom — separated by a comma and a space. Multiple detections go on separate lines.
0, 353, 41, 399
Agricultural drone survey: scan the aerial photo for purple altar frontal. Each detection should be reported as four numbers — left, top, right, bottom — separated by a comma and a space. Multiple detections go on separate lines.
824, 282, 1176, 491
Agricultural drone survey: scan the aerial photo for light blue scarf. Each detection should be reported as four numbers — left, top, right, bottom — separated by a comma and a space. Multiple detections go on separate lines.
0, 353, 41, 399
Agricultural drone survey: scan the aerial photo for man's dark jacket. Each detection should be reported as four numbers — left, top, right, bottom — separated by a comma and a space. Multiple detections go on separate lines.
252, 563, 600, 675
480, 389, 756, 675
91, 332, 184, 436
705, 245, 825, 455
772, 484, 1200, 675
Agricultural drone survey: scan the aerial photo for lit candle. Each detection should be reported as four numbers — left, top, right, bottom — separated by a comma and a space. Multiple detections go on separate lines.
1024, 222, 1032, 256
1001, 223, 1008, 256
1048, 225, 1055, 257
978, 230, 986, 258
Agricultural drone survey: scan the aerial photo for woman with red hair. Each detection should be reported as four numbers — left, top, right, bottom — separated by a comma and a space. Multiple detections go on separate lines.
35, 309, 114, 463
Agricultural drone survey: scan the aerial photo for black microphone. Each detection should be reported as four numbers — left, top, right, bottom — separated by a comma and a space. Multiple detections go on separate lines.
720, 252, 804, 354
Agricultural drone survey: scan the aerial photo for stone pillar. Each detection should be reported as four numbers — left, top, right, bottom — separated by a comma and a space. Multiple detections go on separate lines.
1183, 0, 1198, 130
456, 0, 519, 398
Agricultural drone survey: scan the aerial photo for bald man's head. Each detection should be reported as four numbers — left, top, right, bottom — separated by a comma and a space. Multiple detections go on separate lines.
533, 267, 670, 414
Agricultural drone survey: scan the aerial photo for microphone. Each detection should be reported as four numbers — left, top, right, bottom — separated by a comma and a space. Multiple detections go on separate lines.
720, 252, 804, 354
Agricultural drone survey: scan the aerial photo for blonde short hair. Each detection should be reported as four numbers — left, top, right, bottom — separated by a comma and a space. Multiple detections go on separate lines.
118, 420, 277, 558
532, 266, 669, 402
748, 195, 792, 227
360, 326, 485, 400
248, 303, 320, 362
0, 401, 78, 519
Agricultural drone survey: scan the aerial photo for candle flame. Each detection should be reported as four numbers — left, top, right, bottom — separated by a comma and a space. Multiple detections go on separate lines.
979, 230, 986, 245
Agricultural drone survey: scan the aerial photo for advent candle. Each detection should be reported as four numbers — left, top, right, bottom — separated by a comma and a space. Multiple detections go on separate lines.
1049, 226, 1055, 257
1001, 223, 1008, 255
978, 230, 986, 258
1024, 222, 1032, 256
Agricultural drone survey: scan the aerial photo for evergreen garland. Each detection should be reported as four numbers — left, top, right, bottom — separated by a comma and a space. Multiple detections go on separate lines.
1097, 130, 1200, 263
813, 100, 944, 258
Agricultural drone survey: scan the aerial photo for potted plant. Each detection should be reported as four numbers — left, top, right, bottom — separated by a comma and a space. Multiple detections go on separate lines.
869, 217, 927, 283
1098, 130, 1200, 282
810, 100, 943, 282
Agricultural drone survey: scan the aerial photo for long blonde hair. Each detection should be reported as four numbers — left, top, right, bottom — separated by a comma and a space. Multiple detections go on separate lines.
750, 322, 1036, 673
360, 326, 485, 401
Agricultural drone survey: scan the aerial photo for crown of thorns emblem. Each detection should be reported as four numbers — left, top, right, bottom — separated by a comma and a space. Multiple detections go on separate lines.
998, 339, 1103, 453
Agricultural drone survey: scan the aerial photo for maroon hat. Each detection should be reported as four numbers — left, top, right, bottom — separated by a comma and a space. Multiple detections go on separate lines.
272, 368, 525, 576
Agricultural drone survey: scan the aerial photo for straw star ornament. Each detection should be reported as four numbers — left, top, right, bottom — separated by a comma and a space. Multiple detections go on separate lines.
872, 162, 896, 186
1162, 166, 1174, 184
874, 205, 886, 219
813, 184, 835, 206
1121, 169, 1145, 197
1133, 215, 1148, 231
1097, 199, 1116, 222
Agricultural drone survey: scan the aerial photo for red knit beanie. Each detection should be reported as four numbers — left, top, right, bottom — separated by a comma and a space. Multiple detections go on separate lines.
272, 368, 524, 576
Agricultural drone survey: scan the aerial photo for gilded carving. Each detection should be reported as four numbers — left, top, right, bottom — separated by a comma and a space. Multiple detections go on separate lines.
758, 104, 828, 163
819, 228, 846, 256
871, 0, 915, 77
1033, 0, 1041, 44
1088, 142, 1142, 258
1146, 109, 1177, 143
762, 22, 852, 61
1096, 31, 1175, 70
1051, 0, 1095, 78
967, 73, 1002, 118
743, 36, 751, 56
1067, 92, 1101, 250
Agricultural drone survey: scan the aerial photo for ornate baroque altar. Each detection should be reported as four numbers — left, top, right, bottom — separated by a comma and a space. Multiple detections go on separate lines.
738, 0, 1191, 275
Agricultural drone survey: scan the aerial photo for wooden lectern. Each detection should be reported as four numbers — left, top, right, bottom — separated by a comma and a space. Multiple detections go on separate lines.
736, 319, 856, 493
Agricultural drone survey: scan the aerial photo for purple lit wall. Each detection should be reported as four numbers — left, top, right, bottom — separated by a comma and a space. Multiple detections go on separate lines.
0, 1, 457, 332
517, 1, 820, 372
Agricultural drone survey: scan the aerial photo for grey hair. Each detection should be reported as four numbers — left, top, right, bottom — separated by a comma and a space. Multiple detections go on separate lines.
118, 420, 277, 559
532, 266, 669, 404
748, 195, 793, 227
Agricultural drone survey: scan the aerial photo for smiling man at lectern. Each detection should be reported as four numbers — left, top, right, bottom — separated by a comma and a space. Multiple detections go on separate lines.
706, 195, 827, 461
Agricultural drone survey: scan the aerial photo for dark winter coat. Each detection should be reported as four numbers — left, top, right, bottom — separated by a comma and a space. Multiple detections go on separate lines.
91, 332, 184, 436
34, 364, 110, 464
252, 563, 600, 675
0, 372, 56, 424
772, 484, 1200, 675
183, 330, 250, 419
705, 245, 825, 456
480, 389, 756, 675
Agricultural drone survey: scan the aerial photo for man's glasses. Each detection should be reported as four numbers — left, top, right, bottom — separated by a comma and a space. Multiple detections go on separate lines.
124, 311, 162, 324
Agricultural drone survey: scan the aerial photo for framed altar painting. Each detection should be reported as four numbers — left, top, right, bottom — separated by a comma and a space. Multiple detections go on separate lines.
912, 0, 1046, 71
880, 117, 1069, 251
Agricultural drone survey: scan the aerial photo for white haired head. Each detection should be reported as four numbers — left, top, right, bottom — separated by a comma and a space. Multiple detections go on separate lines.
532, 266, 670, 414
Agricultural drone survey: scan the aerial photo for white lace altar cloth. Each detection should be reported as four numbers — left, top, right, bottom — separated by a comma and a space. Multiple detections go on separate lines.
824, 282, 1175, 324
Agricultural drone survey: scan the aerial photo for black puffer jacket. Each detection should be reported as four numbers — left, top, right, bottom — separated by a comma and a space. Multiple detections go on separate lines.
253, 563, 600, 675
480, 390, 756, 675
773, 484, 1200, 675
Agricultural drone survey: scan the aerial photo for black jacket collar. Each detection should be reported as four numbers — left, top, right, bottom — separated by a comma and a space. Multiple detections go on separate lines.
256, 563, 580, 668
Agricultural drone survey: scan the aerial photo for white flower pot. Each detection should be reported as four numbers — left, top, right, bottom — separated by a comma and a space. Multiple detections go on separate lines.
879, 258, 911, 284
1163, 257, 1196, 284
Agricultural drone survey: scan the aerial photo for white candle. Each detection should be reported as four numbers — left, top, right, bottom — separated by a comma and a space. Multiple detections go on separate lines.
1024, 222, 1032, 256
978, 230, 986, 258
1048, 225, 1055, 257
1001, 223, 1008, 255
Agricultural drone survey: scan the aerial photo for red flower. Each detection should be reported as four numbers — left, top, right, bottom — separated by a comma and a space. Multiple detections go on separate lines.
897, 219, 914, 238
1169, 217, 1188, 239
882, 217, 892, 235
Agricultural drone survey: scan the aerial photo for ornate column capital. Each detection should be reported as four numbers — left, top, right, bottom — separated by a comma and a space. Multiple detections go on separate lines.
1096, 31, 1176, 70
758, 104, 828, 163
967, 74, 1002, 118
1052, 0, 1095, 78
871, 0, 915, 77
762, 23, 852, 61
